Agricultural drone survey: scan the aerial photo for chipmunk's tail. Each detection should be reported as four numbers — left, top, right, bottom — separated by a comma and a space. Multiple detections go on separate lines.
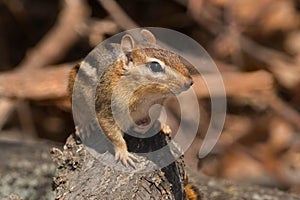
68, 63, 80, 101
184, 184, 202, 200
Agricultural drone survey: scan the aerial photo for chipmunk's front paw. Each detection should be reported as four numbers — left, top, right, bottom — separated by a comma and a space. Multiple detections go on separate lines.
115, 148, 137, 168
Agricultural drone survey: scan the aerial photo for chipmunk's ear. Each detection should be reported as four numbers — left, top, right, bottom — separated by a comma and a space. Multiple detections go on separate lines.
140, 29, 156, 44
121, 34, 136, 53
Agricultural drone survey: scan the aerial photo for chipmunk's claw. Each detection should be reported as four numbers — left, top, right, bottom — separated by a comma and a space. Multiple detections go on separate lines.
115, 149, 137, 169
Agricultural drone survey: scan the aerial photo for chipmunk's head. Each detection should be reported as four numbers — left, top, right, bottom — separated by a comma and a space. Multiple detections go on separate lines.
119, 29, 193, 96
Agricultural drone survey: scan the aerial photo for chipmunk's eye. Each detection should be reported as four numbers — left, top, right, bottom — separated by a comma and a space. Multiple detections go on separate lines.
146, 61, 164, 73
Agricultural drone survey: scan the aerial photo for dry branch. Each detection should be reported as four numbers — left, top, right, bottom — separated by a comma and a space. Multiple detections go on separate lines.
18, 0, 89, 70
0, 63, 73, 100
98, 0, 138, 29
86, 19, 120, 46
192, 70, 274, 98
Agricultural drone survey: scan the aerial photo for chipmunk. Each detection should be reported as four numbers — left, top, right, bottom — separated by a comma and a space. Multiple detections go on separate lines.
68, 29, 193, 168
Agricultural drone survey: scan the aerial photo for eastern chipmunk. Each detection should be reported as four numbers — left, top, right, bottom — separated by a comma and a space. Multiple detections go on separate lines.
68, 29, 193, 168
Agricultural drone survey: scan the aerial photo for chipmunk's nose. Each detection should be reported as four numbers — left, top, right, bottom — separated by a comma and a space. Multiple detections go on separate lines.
184, 78, 193, 89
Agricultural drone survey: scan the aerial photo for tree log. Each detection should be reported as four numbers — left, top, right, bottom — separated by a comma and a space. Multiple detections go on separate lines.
50, 128, 190, 200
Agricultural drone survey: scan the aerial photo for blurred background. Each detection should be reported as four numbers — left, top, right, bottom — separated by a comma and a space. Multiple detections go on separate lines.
0, 0, 300, 198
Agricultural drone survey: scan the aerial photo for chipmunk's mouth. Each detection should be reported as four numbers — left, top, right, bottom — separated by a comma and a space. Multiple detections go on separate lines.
129, 117, 157, 135
135, 118, 150, 126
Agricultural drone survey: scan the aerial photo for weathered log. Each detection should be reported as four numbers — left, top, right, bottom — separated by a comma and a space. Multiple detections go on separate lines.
50, 128, 190, 200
